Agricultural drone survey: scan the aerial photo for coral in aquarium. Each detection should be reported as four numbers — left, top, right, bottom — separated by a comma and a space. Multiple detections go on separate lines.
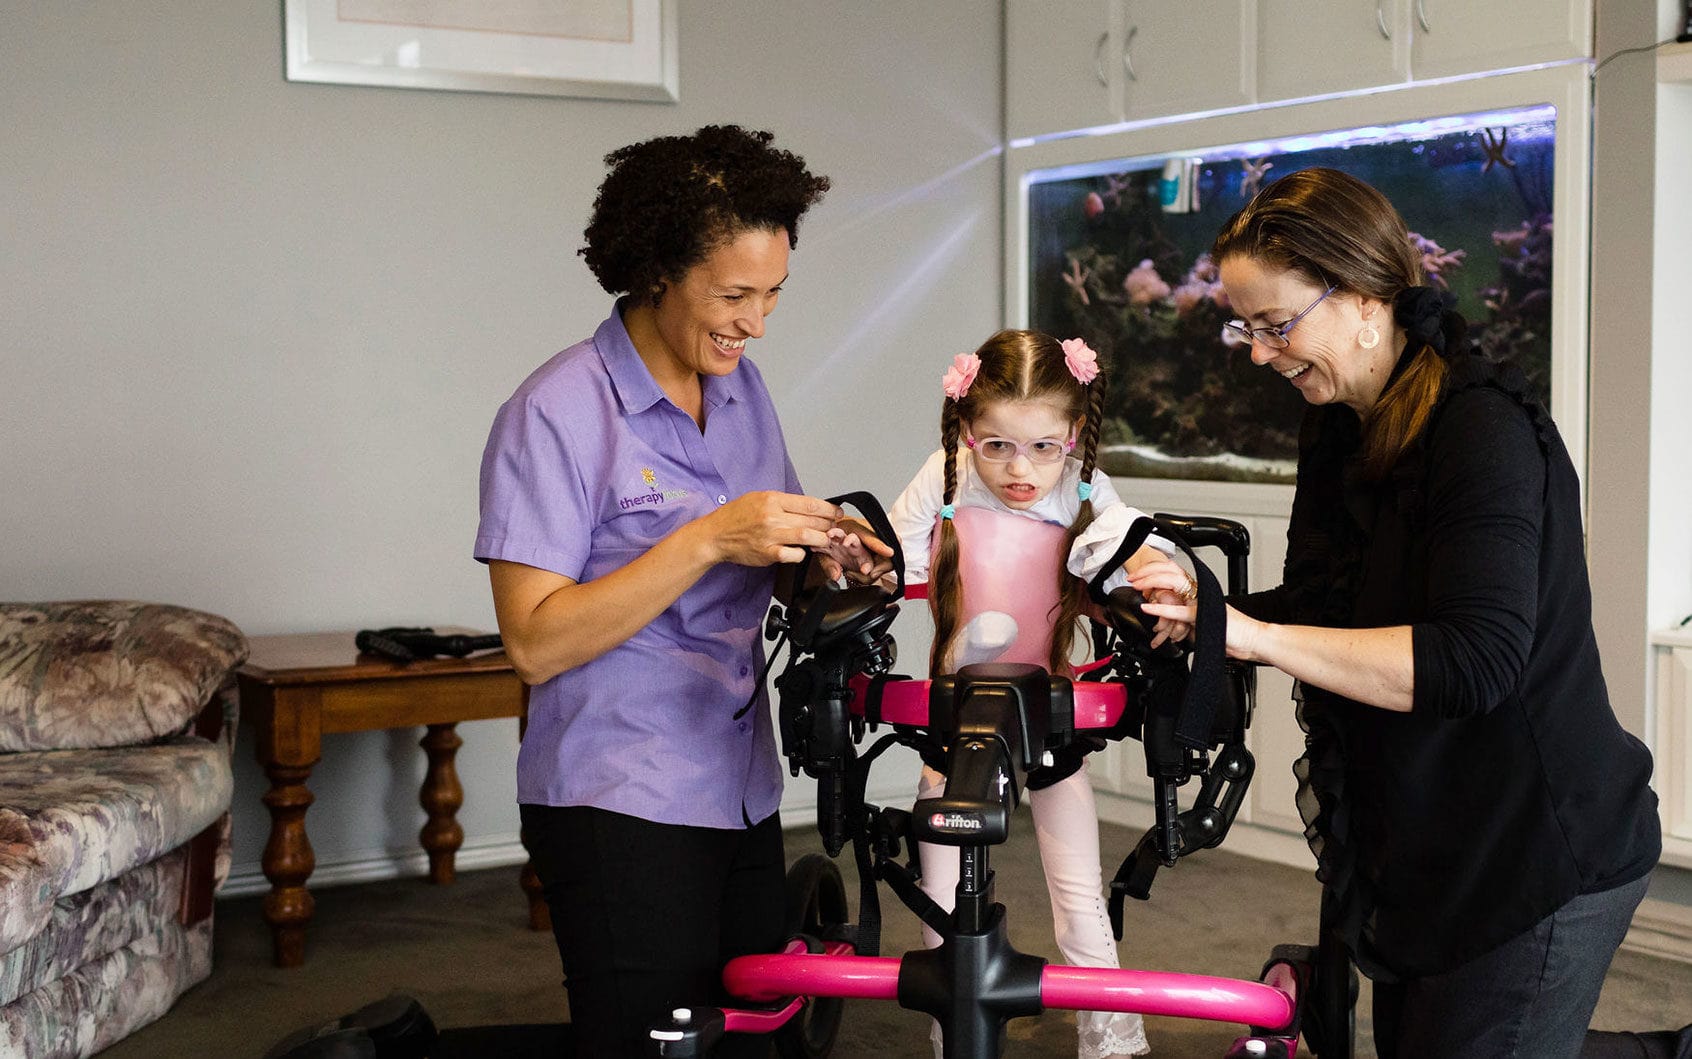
1409, 232, 1467, 290
1473, 214, 1554, 396
1026, 110, 1557, 483
1045, 193, 1308, 482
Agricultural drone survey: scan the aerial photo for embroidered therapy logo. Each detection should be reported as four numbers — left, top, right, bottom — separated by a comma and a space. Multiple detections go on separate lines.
620, 468, 690, 510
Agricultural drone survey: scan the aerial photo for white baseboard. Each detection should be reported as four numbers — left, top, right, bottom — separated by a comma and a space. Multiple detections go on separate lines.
220, 832, 530, 899
1625, 896, 1692, 965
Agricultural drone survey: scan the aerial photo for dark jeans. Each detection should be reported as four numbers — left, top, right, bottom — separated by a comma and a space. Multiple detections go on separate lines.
520, 803, 786, 1059
1372, 874, 1650, 1058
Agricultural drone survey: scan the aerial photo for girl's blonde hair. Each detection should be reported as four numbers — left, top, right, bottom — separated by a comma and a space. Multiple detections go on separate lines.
929, 329, 1106, 676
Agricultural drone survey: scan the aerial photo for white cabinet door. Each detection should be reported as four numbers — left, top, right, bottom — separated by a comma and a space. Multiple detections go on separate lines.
1258, 0, 1410, 103
1409, 0, 1592, 80
1006, 0, 1122, 141
1120, 0, 1255, 120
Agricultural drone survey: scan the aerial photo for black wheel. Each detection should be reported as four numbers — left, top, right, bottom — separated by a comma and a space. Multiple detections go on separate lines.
774, 854, 849, 1059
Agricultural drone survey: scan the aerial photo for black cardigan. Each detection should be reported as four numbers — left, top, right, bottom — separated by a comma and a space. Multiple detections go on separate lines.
1235, 351, 1659, 979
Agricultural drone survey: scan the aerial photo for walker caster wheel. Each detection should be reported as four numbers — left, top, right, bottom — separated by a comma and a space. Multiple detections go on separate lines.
774, 854, 848, 1059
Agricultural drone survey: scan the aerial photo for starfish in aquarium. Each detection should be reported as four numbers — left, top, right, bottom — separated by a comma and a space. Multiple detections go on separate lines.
1239, 157, 1273, 198
1480, 127, 1516, 173
1062, 256, 1092, 306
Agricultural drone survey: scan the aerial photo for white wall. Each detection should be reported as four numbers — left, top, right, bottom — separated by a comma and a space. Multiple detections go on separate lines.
1653, 0, 1692, 634
0, 2, 1001, 891
1589, 0, 1660, 743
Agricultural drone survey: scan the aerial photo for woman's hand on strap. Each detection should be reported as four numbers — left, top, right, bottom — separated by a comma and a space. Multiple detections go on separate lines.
1131, 568, 1414, 711
816, 517, 897, 584
699, 491, 843, 567
1123, 557, 1199, 648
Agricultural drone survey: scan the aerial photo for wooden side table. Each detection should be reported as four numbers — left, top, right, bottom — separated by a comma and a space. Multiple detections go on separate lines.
237, 629, 542, 967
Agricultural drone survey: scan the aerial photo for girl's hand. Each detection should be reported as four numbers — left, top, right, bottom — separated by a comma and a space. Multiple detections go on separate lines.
1125, 558, 1196, 647
813, 518, 897, 584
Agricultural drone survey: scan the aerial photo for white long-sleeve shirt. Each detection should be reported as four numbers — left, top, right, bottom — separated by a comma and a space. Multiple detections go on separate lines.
886, 448, 1171, 591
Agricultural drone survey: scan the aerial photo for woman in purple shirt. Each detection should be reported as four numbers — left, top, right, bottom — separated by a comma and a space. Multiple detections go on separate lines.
476, 125, 862, 1057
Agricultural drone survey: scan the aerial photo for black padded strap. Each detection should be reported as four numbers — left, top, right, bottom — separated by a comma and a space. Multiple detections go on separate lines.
1172, 536, 1225, 750
1092, 516, 1226, 751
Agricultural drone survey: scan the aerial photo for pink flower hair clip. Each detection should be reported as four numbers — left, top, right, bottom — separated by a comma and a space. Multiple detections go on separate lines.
1061, 338, 1099, 385
942, 352, 982, 400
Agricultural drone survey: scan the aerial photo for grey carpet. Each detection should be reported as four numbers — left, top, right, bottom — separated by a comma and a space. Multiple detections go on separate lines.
101, 810, 1691, 1058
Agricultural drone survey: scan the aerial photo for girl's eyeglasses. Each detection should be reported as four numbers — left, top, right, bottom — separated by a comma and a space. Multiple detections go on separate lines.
1221, 284, 1337, 349
970, 436, 1073, 465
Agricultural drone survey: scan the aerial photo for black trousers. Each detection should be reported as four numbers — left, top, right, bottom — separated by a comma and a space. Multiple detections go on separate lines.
1371, 874, 1649, 1058
520, 803, 786, 1058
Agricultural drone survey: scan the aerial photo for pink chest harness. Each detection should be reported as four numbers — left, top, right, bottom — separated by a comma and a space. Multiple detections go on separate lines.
936, 505, 1068, 670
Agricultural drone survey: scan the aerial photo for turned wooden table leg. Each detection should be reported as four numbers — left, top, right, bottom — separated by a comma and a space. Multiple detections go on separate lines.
261, 762, 317, 968
420, 722, 464, 885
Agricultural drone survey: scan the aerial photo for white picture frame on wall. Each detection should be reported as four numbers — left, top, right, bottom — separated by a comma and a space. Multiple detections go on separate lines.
283, 0, 678, 102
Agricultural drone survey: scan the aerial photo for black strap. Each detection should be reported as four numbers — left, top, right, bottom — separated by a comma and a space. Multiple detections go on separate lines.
1106, 831, 1163, 939
878, 853, 951, 939
1089, 517, 1226, 751
840, 732, 904, 957
733, 628, 788, 720
1170, 532, 1224, 751
1085, 519, 1157, 606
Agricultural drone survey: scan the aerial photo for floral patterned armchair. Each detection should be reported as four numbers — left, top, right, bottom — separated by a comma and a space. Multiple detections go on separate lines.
0, 602, 246, 1059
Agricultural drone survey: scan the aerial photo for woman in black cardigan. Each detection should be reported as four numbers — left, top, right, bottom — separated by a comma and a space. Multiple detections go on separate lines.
1133, 167, 1659, 1057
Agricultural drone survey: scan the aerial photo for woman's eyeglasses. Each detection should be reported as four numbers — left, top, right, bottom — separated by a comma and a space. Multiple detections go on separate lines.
970, 436, 1073, 465
1221, 284, 1337, 349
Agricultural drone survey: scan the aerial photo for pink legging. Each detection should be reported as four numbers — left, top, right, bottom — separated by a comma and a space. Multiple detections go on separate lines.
915, 763, 1149, 1059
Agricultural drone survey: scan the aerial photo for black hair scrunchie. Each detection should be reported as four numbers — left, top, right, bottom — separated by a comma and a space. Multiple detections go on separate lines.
1393, 286, 1459, 357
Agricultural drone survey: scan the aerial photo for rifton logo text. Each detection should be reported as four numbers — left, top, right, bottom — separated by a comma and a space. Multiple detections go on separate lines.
928, 812, 984, 832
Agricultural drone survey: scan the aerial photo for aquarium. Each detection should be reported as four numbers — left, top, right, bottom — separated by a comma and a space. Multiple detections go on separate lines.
1025, 106, 1557, 483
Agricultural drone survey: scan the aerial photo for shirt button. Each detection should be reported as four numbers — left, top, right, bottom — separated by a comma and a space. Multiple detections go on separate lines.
716, 494, 727, 505
739, 665, 750, 677
725, 608, 733, 620
737, 722, 749, 733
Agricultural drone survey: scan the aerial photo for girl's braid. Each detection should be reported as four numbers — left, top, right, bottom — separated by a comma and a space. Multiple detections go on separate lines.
930, 401, 967, 675
1048, 364, 1108, 672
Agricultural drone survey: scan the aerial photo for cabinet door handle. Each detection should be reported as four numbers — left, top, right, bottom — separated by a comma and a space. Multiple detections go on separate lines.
1376, 0, 1392, 39
1415, 0, 1430, 31
1123, 25, 1138, 81
1093, 32, 1109, 86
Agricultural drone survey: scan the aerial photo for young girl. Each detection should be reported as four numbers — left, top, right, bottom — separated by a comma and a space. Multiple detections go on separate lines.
881, 329, 1188, 1059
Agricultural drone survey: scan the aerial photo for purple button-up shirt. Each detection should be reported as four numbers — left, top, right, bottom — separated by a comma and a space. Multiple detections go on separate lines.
475, 304, 797, 829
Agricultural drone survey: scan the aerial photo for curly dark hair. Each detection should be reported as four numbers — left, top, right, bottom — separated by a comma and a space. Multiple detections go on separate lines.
580, 125, 830, 306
